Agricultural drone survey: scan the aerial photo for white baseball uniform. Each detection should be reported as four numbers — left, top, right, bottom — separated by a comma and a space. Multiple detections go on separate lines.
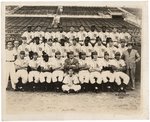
62, 74, 81, 92
21, 31, 34, 44
89, 58, 102, 84
109, 32, 120, 46
120, 32, 131, 43
99, 31, 110, 44
69, 43, 81, 57
5, 49, 17, 89
78, 58, 90, 84
80, 43, 93, 57
39, 59, 52, 83
111, 59, 130, 85
105, 46, 117, 59
93, 44, 106, 58
14, 58, 28, 84
51, 57, 64, 82
101, 58, 114, 83
87, 31, 98, 44
77, 31, 88, 45
28, 58, 41, 83
67, 31, 77, 44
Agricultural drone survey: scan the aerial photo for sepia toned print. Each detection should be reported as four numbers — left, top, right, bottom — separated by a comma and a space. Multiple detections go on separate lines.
2, 1, 149, 120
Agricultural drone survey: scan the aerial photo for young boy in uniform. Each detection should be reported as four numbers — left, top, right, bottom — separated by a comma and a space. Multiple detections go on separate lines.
62, 68, 81, 93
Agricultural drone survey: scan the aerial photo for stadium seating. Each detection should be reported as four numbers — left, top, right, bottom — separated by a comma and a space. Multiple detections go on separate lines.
122, 7, 142, 19
13, 6, 58, 15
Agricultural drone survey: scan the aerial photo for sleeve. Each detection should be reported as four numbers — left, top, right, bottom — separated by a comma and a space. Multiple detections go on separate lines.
63, 76, 69, 84
14, 60, 19, 66
73, 75, 80, 84
121, 60, 126, 67
21, 32, 26, 37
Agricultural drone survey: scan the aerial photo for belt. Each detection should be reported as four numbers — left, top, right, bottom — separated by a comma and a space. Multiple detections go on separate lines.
6, 60, 14, 62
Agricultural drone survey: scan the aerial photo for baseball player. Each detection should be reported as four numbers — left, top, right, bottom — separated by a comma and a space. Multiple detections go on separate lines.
33, 26, 45, 42
122, 42, 140, 90
39, 54, 52, 91
28, 52, 41, 90
77, 25, 88, 46
62, 68, 81, 93
93, 37, 106, 58
89, 51, 103, 91
105, 38, 117, 59
64, 51, 79, 73
69, 38, 81, 58
66, 26, 77, 44
87, 25, 98, 45
18, 40, 30, 57
14, 51, 28, 90
21, 26, 34, 44
51, 51, 64, 91
99, 26, 110, 45
117, 39, 128, 56
80, 37, 93, 58
111, 52, 130, 92
120, 26, 131, 44
13, 40, 20, 57
109, 28, 120, 47
101, 52, 115, 91
5, 41, 17, 90
78, 52, 90, 91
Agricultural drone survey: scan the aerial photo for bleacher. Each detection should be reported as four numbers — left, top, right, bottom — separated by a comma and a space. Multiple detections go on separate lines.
13, 6, 58, 15
62, 6, 122, 15
60, 18, 138, 32
122, 7, 142, 19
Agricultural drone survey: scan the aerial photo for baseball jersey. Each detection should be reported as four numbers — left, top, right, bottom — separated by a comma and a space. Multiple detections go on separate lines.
77, 31, 88, 43
69, 43, 81, 56
40, 60, 51, 70
101, 58, 113, 67
63, 75, 79, 84
33, 31, 45, 39
14, 58, 28, 69
18, 44, 30, 55
51, 58, 64, 69
87, 31, 98, 44
117, 46, 128, 56
44, 32, 50, 40
67, 31, 77, 43
29, 43, 42, 56
6, 49, 17, 61
109, 32, 120, 43
111, 59, 126, 71
105, 46, 117, 59
21, 31, 34, 44
93, 44, 106, 58
28, 58, 41, 69
80, 44, 93, 57
89, 58, 102, 71
99, 31, 110, 43
120, 32, 131, 42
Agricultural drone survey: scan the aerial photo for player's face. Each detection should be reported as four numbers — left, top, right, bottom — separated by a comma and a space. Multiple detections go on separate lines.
112, 28, 117, 33
7, 42, 13, 49
68, 69, 74, 76
56, 54, 61, 59
81, 54, 86, 60
69, 54, 74, 59
59, 27, 63, 32
70, 27, 74, 32
121, 42, 125, 47
109, 41, 113, 47
91, 26, 95, 32
97, 41, 101, 46
47, 41, 52, 46
14, 41, 19, 48
33, 54, 38, 60
115, 55, 120, 60
93, 54, 98, 60
80, 26, 84, 31
27, 27, 31, 32
20, 54, 25, 59
72, 40, 77, 45
104, 55, 109, 60
102, 27, 106, 32
128, 45, 133, 49
122, 28, 126, 33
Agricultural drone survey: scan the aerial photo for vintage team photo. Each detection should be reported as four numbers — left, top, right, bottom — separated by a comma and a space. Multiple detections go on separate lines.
2, 1, 148, 120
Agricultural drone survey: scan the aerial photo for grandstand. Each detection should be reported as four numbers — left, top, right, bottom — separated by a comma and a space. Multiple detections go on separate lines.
5, 5, 141, 42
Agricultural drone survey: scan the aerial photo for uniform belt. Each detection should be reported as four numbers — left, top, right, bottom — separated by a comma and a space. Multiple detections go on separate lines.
98, 57, 103, 58
6, 60, 14, 62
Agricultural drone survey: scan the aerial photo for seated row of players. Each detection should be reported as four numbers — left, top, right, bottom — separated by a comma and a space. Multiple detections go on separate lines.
22, 25, 131, 47
12, 48, 130, 93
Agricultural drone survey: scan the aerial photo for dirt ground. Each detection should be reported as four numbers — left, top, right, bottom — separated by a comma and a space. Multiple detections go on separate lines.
5, 83, 141, 117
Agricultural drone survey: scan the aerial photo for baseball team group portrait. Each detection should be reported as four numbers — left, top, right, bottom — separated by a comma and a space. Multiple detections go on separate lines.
2, 1, 149, 120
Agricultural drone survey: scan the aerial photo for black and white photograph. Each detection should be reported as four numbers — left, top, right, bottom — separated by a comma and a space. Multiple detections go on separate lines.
1, 1, 149, 120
